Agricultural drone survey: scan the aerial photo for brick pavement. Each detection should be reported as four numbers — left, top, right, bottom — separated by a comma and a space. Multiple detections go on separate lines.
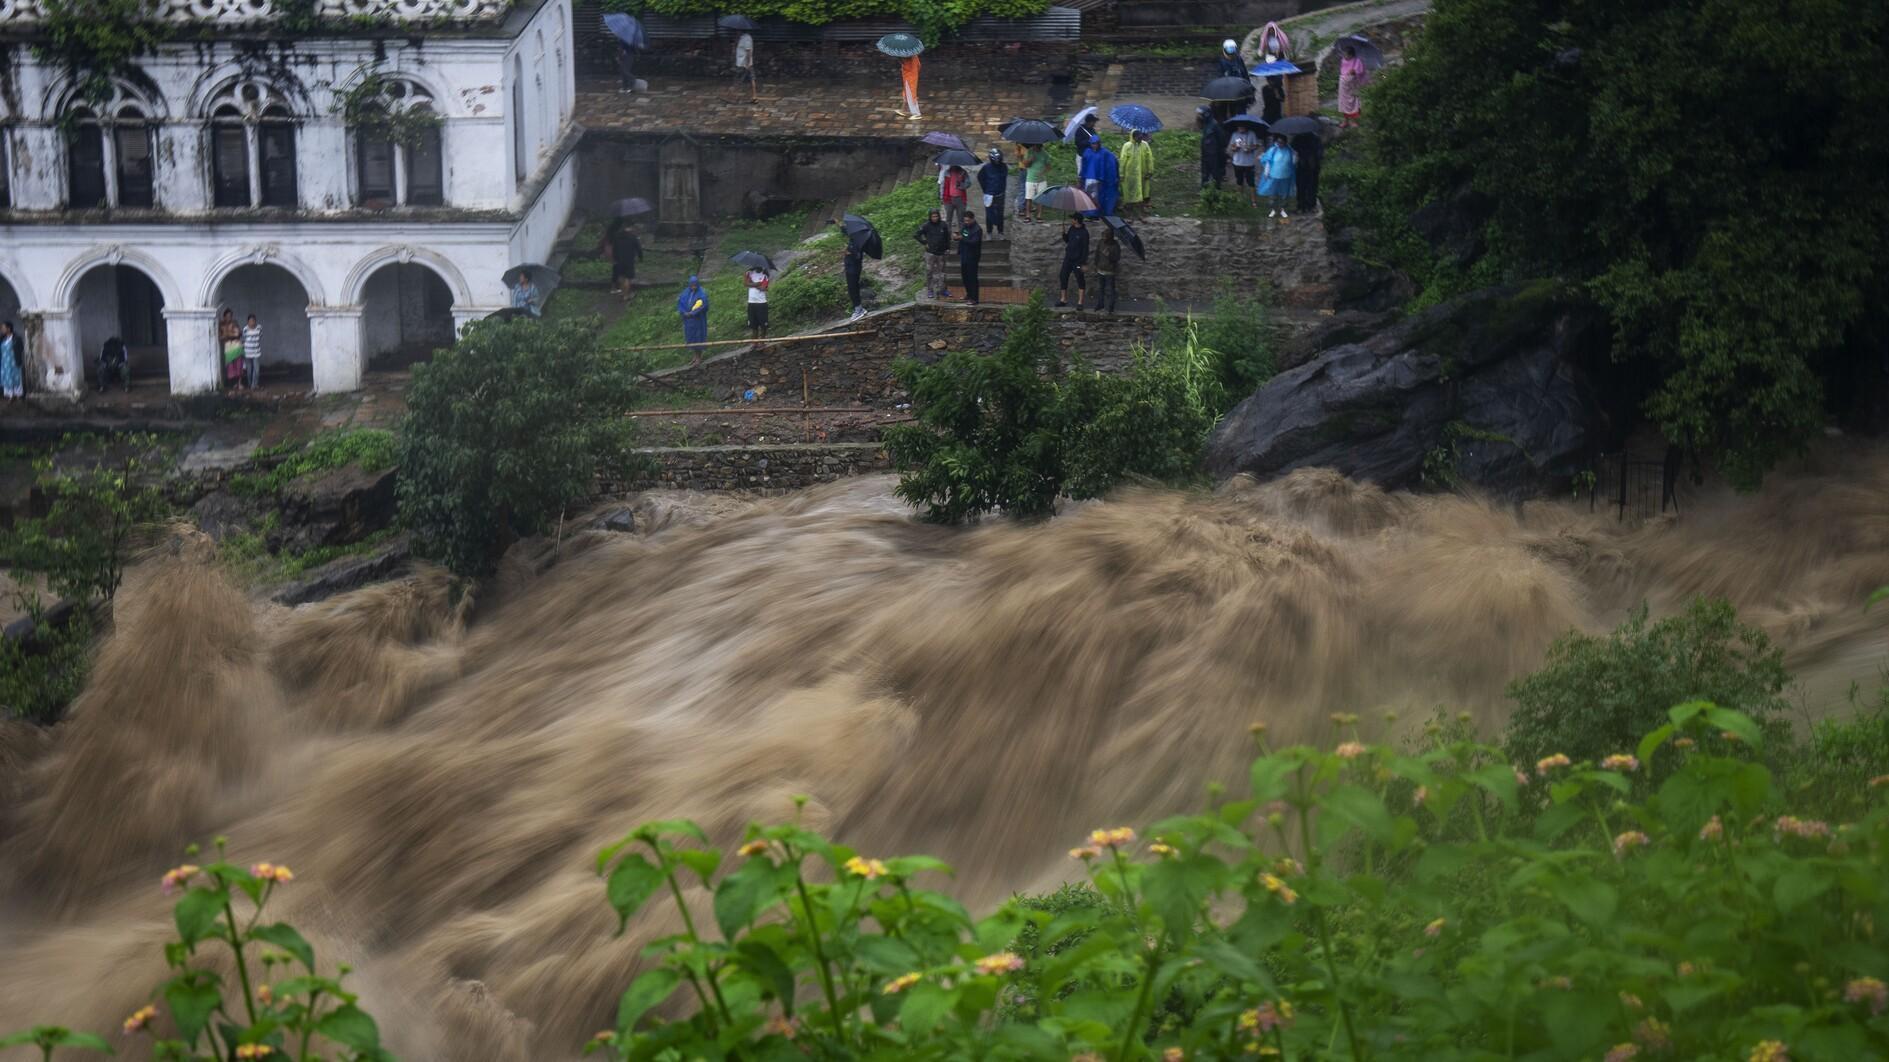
577, 75, 1055, 141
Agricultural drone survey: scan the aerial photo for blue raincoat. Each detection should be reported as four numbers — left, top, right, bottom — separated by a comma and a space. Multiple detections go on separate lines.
0, 334, 20, 397
1080, 146, 1121, 217
1259, 143, 1296, 197
676, 281, 709, 347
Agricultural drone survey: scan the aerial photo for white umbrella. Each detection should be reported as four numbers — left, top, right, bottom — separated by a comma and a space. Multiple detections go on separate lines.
1062, 106, 1098, 143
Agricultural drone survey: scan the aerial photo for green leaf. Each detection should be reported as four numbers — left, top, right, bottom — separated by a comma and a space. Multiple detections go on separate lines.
853, 935, 923, 975
0, 1027, 113, 1053
1249, 754, 1297, 803
1865, 586, 1888, 611
1414, 842, 1474, 883
1193, 938, 1273, 990
173, 887, 225, 947
637, 819, 711, 844
1773, 864, 1833, 911
617, 966, 681, 1030
734, 940, 798, 1012
672, 847, 722, 885
606, 853, 668, 935
714, 857, 786, 941
249, 922, 316, 972
898, 982, 958, 1037
1546, 873, 1618, 927
1667, 700, 1712, 726
1701, 706, 1762, 748
1321, 784, 1396, 845
1637, 723, 1676, 768
1466, 762, 1519, 811
165, 977, 221, 1046
1141, 854, 1224, 938
314, 1004, 381, 1052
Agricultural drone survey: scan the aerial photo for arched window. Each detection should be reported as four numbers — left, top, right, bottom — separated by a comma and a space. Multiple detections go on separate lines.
349, 78, 444, 209
64, 84, 159, 210
207, 82, 299, 209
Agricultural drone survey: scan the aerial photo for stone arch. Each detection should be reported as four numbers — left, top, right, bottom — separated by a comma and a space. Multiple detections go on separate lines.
186, 65, 314, 119
40, 75, 168, 124
331, 64, 453, 118
197, 246, 327, 308
52, 245, 184, 311
0, 254, 41, 311
342, 246, 471, 307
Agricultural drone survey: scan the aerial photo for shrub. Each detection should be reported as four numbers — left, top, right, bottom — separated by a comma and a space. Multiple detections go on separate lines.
767, 271, 846, 328
0, 434, 171, 603
591, 701, 1889, 1060
1504, 598, 1791, 773
230, 429, 396, 499
5, 839, 391, 1060
0, 606, 93, 724
396, 317, 646, 576
1058, 332, 1219, 500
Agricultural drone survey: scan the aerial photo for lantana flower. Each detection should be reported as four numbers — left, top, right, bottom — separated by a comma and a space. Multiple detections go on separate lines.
1747, 1040, 1790, 1062
1844, 976, 1888, 1016
1147, 842, 1176, 858
1634, 1017, 1671, 1051
763, 1015, 798, 1039
122, 1005, 158, 1034
1603, 1046, 1640, 1062
1413, 785, 1429, 807
1699, 816, 1724, 841
1070, 845, 1102, 861
1238, 1000, 1294, 1033
1335, 741, 1367, 760
587, 1031, 617, 1047
882, 972, 921, 995
737, 840, 770, 858
1601, 753, 1639, 772
160, 865, 200, 895
1774, 816, 1832, 840
1259, 873, 1298, 905
1089, 827, 1137, 848
843, 856, 889, 880
1612, 831, 1650, 857
1535, 753, 1571, 776
1619, 991, 1643, 1010
251, 863, 294, 884
234, 1046, 274, 1059
974, 952, 1024, 976
1423, 917, 1445, 938
1163, 1049, 1185, 1061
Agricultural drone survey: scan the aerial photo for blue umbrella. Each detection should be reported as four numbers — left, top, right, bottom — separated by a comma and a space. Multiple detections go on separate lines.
1248, 60, 1301, 77
602, 13, 647, 51
1108, 104, 1162, 134
877, 33, 924, 58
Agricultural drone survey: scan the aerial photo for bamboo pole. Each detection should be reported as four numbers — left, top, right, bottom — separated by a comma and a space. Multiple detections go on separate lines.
606, 329, 874, 354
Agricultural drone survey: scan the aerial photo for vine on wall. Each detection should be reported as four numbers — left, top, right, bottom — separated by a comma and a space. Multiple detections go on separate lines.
332, 72, 444, 146
33, 0, 169, 106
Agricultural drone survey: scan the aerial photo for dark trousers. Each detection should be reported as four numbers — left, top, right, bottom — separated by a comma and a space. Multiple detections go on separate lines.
1297, 159, 1321, 212
1059, 261, 1085, 298
845, 267, 862, 309
984, 199, 1005, 235
960, 260, 980, 303
1091, 275, 1117, 312
1201, 162, 1226, 187
616, 49, 636, 89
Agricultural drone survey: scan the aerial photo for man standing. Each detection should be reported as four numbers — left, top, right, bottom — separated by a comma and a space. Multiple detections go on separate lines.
915, 209, 951, 299
1021, 142, 1049, 223
677, 275, 710, 365
941, 164, 969, 234
609, 222, 643, 301
1093, 142, 1121, 218
1057, 214, 1088, 308
1197, 107, 1227, 188
1216, 39, 1246, 78
615, 39, 638, 93
730, 30, 758, 103
977, 148, 1008, 238
745, 266, 770, 340
957, 213, 983, 306
1292, 130, 1323, 215
1120, 130, 1154, 219
1091, 227, 1121, 313
843, 239, 866, 322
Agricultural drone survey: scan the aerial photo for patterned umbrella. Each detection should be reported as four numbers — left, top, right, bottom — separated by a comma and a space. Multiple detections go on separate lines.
1033, 185, 1099, 213
876, 33, 924, 58
1108, 104, 1162, 134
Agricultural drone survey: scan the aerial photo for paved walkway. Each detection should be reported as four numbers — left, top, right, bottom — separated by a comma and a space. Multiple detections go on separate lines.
577, 76, 1054, 139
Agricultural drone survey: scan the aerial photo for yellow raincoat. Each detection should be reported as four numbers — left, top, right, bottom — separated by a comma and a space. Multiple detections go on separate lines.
1120, 138, 1155, 204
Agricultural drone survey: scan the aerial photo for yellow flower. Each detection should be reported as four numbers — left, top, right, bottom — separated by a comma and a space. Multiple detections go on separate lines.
1259, 873, 1298, 905
122, 1005, 158, 1034
256, 983, 273, 1005
1248, 722, 1269, 735
843, 856, 889, 880
1603, 1045, 1640, 1062
1612, 831, 1650, 857
251, 862, 294, 884
1747, 1040, 1790, 1062
588, 1030, 617, 1046
1699, 816, 1724, 841
234, 1046, 274, 1059
1413, 785, 1429, 807
1330, 712, 1359, 726
1674, 737, 1695, 749
160, 864, 200, 895
1601, 753, 1640, 772
1070, 845, 1102, 861
1335, 741, 1367, 760
1148, 842, 1176, 858
1273, 857, 1302, 877
1619, 991, 1643, 1010
974, 952, 1024, 975
763, 1014, 798, 1039
1423, 917, 1445, 938
1535, 753, 1572, 776
737, 840, 770, 858
1163, 1049, 1184, 1061
1089, 827, 1137, 848
882, 972, 922, 995
1844, 976, 1888, 1016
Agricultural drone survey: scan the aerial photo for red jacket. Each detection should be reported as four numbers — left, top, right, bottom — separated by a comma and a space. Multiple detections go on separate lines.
942, 169, 968, 205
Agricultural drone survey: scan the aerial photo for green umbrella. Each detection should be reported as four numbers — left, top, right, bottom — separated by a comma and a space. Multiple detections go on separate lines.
877, 33, 924, 58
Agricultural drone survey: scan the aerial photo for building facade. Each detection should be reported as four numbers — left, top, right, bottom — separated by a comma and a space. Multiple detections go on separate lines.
0, 0, 579, 396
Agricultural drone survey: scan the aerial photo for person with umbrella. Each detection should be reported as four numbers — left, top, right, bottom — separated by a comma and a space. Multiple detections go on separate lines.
915, 208, 951, 299
1057, 214, 1089, 308
956, 211, 983, 306
1260, 133, 1297, 220
511, 271, 543, 317
730, 253, 772, 340
1073, 111, 1101, 165
1091, 224, 1122, 314
977, 148, 1008, 238
1339, 44, 1370, 128
941, 162, 969, 234
1291, 125, 1323, 215
837, 223, 868, 322
1020, 141, 1049, 223
607, 221, 643, 302
603, 13, 645, 93
676, 275, 710, 364
1119, 129, 1154, 219
1197, 106, 1227, 188
1261, 74, 1286, 124
1227, 119, 1262, 208
879, 34, 925, 119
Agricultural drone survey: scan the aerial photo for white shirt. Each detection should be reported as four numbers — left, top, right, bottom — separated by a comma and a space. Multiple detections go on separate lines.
735, 33, 754, 69
746, 270, 768, 303
1229, 130, 1259, 167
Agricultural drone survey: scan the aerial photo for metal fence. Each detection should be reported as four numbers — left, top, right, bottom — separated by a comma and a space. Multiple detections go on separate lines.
1588, 449, 1681, 522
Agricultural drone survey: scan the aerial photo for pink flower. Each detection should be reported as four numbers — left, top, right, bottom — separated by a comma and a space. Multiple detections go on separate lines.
1604, 1045, 1640, 1062
1069, 845, 1102, 861
1514, 768, 1531, 786
1238, 1000, 1294, 1033
122, 1005, 158, 1034
1774, 816, 1832, 841
1612, 831, 1650, 858
1698, 816, 1723, 842
1535, 753, 1572, 776
1844, 976, 1887, 1016
763, 1015, 798, 1040
1335, 741, 1367, 760
160, 864, 200, 895
1634, 1018, 1671, 1051
250, 862, 294, 884
974, 952, 1025, 976
1601, 754, 1640, 772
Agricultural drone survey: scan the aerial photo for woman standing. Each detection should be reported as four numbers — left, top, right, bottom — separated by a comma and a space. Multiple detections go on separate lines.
1119, 130, 1155, 219
217, 308, 244, 389
1338, 45, 1369, 129
1259, 134, 1297, 220
0, 321, 22, 401
900, 55, 922, 120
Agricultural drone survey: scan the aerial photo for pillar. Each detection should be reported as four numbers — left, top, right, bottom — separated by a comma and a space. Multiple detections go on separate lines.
164, 308, 220, 395
28, 310, 82, 396
311, 306, 366, 393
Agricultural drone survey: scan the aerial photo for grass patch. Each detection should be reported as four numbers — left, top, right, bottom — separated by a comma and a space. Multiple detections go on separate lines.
219, 515, 401, 588
229, 429, 396, 498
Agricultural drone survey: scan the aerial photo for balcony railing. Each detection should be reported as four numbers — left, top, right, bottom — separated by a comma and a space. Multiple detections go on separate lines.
0, 0, 512, 26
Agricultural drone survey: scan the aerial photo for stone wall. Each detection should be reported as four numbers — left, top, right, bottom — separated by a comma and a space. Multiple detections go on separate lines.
601, 39, 1079, 85
1113, 0, 1341, 27
578, 135, 916, 222
1008, 216, 1337, 308
614, 442, 890, 494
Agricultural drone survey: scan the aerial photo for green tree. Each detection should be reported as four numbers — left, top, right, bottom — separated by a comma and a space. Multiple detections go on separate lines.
1, 436, 171, 603
1057, 328, 1220, 500
1503, 597, 1791, 771
1361, 0, 1889, 487
395, 317, 645, 576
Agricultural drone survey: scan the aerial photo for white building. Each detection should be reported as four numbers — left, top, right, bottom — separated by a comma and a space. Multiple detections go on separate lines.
0, 0, 579, 396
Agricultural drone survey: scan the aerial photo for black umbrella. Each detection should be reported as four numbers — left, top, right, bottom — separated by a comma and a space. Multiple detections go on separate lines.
1223, 114, 1269, 131
1202, 76, 1255, 101
1336, 34, 1386, 70
1268, 115, 1324, 137
612, 197, 654, 217
1034, 185, 1098, 213
839, 214, 884, 259
730, 251, 775, 273
933, 148, 979, 168
1103, 216, 1146, 261
502, 263, 560, 288
921, 131, 968, 150
718, 14, 757, 31
1001, 118, 1058, 145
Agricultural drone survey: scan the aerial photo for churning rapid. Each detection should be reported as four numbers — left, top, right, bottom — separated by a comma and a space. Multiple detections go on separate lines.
4, 450, 1888, 1058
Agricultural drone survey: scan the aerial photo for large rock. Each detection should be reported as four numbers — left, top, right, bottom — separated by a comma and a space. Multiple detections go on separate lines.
1205, 284, 1613, 496
271, 465, 398, 552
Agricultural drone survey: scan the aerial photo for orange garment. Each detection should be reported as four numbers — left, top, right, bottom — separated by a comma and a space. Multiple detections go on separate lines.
901, 56, 921, 101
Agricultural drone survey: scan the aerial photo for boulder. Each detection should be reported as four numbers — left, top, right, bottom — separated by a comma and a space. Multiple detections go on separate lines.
589, 507, 637, 534
188, 489, 256, 543
272, 465, 398, 553
1205, 284, 1613, 497
271, 539, 412, 607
